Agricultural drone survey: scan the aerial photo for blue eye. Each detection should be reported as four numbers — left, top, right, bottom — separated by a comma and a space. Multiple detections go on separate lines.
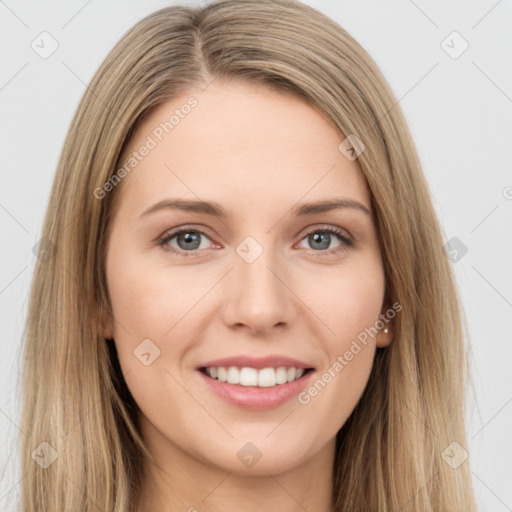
298, 227, 353, 253
159, 229, 212, 257
158, 225, 353, 258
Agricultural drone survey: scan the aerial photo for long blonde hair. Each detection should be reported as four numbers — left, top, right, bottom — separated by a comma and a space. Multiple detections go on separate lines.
18, 1, 477, 510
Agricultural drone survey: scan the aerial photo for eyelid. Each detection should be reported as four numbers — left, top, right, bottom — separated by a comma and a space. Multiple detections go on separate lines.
296, 223, 353, 243
158, 223, 353, 242
157, 223, 354, 257
156, 224, 217, 254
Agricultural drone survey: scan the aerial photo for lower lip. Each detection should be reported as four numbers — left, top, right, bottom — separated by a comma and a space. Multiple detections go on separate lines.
197, 369, 314, 411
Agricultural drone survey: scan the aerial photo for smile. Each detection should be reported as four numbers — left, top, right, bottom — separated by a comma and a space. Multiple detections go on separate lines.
200, 366, 312, 387
197, 366, 315, 410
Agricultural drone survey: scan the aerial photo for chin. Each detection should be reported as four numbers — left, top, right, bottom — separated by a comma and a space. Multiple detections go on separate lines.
197, 436, 316, 476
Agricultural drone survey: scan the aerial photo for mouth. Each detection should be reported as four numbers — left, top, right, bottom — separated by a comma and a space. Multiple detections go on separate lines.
196, 364, 315, 410
198, 365, 315, 387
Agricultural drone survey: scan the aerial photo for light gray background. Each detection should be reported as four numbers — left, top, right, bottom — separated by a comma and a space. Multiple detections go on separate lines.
1, 0, 511, 510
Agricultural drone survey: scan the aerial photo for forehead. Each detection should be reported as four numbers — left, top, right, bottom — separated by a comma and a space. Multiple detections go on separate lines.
114, 80, 370, 217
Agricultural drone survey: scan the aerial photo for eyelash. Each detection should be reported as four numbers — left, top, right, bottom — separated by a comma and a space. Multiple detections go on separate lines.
157, 225, 354, 259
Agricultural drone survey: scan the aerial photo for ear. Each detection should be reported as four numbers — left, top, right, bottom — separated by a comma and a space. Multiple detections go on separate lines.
376, 324, 393, 348
376, 300, 394, 348
95, 301, 114, 340
101, 318, 114, 340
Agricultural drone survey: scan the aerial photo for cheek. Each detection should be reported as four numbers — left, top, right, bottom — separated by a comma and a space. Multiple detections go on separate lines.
332, 277, 384, 347
106, 248, 202, 340
295, 260, 384, 414
105, 252, 198, 417
105, 242, 205, 393
302, 257, 385, 349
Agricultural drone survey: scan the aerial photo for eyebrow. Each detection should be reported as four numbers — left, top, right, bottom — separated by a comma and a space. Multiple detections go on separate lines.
138, 197, 372, 220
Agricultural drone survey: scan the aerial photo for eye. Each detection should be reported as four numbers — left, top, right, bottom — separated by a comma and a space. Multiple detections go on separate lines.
158, 228, 214, 257
296, 226, 353, 254
158, 224, 353, 258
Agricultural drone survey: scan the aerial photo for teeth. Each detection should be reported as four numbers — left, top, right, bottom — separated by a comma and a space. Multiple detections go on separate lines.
226, 366, 240, 384
240, 367, 258, 386
276, 366, 288, 384
217, 367, 227, 382
204, 366, 308, 387
258, 368, 276, 387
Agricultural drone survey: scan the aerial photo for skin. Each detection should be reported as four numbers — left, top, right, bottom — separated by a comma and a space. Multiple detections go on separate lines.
103, 79, 392, 512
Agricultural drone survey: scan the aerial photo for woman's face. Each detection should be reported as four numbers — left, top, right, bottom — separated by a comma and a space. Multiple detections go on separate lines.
104, 80, 391, 477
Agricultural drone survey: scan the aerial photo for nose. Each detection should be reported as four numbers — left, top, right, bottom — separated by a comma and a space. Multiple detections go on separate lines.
221, 245, 296, 336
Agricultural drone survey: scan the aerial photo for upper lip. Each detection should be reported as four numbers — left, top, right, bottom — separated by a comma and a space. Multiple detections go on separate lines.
198, 354, 315, 370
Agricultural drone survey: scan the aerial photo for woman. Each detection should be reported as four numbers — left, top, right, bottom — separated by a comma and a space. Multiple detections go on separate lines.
19, 0, 477, 510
